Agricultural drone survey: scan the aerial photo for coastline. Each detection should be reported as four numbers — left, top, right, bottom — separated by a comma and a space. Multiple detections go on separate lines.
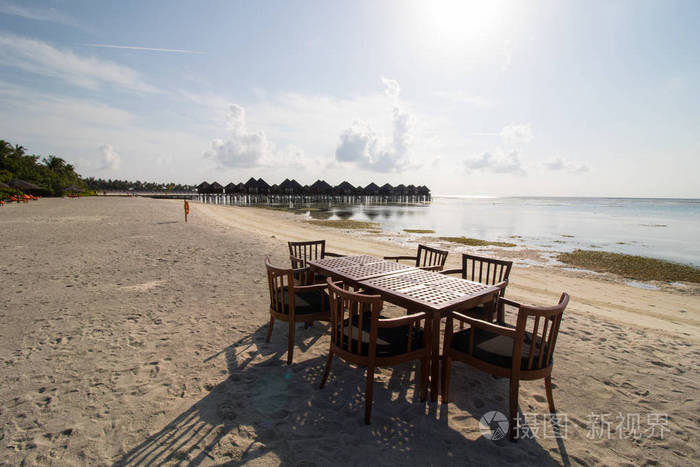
1, 197, 698, 465
195, 201, 700, 333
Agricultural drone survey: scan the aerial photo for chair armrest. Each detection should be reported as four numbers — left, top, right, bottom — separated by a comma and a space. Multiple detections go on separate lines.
450, 311, 516, 337
295, 282, 328, 293
440, 268, 463, 276
499, 297, 521, 308
383, 255, 417, 261
378, 311, 428, 328
289, 254, 305, 268
324, 252, 344, 257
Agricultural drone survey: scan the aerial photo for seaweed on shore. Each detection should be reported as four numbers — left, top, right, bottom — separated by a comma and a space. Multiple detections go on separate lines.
403, 229, 436, 234
439, 237, 517, 248
557, 249, 700, 283
307, 219, 380, 230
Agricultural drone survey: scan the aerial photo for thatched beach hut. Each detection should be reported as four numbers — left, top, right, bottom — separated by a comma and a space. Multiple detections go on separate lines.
10, 178, 43, 193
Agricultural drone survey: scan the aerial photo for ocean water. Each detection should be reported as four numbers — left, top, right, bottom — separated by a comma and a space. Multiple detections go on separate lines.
304, 196, 700, 267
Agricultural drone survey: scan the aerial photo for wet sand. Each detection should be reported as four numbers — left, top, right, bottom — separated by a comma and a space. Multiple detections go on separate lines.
0, 197, 698, 465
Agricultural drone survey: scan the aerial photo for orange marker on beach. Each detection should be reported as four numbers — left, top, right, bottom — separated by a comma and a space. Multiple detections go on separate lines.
184, 200, 190, 223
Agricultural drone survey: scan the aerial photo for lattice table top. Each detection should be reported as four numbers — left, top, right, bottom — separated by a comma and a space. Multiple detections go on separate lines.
334, 260, 413, 280
309, 255, 417, 281
361, 269, 497, 310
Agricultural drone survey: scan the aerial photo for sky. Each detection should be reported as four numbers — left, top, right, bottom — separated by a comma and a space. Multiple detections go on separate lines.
0, 0, 698, 197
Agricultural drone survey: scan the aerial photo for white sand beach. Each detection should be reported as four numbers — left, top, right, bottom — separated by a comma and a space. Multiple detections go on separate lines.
1, 197, 698, 466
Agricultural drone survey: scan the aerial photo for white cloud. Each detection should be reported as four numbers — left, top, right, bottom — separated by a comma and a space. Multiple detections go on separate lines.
204, 104, 318, 170
465, 151, 525, 175
99, 144, 120, 170
0, 1, 79, 27
205, 105, 267, 168
0, 33, 155, 92
334, 79, 414, 172
544, 157, 589, 173
500, 123, 533, 145
381, 77, 400, 100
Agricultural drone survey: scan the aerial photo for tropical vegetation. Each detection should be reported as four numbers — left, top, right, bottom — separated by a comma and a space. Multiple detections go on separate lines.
0, 139, 195, 200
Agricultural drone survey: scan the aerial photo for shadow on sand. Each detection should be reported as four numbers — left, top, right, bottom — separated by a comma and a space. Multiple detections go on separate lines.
114, 323, 568, 466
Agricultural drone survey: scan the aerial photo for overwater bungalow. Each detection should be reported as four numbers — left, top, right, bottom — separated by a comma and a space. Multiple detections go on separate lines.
195, 178, 430, 205
208, 182, 224, 194
364, 182, 380, 196
197, 181, 211, 194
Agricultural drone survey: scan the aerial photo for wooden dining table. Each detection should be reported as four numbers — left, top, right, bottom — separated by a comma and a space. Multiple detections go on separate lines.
308, 254, 500, 401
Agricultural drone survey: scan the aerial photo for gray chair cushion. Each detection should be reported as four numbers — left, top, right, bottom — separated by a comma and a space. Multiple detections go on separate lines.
275, 287, 329, 315
335, 312, 425, 358
451, 325, 551, 370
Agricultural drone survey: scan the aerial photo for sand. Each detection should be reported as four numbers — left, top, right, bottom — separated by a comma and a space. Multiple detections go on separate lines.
0, 197, 698, 466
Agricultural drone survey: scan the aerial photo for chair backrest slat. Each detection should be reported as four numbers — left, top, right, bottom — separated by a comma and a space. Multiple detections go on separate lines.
288, 240, 326, 267
265, 257, 296, 316
327, 279, 383, 358
461, 254, 513, 291
527, 315, 540, 370
513, 293, 569, 372
416, 244, 449, 270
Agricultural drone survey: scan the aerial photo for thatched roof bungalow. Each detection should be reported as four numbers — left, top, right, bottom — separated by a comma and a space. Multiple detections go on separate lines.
334, 181, 355, 196
364, 182, 380, 196
379, 183, 394, 196
279, 178, 303, 195
208, 181, 224, 194
257, 178, 270, 194
225, 182, 238, 194
244, 177, 259, 193
197, 181, 211, 194
309, 179, 332, 195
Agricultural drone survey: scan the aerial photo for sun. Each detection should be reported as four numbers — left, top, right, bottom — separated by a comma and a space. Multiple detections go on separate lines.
417, 0, 506, 45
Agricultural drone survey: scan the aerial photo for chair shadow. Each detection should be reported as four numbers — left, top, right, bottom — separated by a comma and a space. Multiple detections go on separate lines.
114, 322, 567, 466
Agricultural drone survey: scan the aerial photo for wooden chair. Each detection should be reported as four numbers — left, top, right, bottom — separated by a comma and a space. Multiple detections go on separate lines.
441, 254, 513, 323
320, 278, 431, 424
288, 240, 343, 267
384, 244, 449, 272
288, 240, 343, 284
265, 257, 330, 364
441, 293, 570, 440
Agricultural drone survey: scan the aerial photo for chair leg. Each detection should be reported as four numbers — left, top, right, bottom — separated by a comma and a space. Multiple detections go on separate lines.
420, 356, 429, 402
509, 378, 520, 441
320, 349, 333, 389
364, 366, 375, 424
441, 355, 452, 403
287, 321, 295, 365
545, 375, 556, 413
265, 316, 274, 342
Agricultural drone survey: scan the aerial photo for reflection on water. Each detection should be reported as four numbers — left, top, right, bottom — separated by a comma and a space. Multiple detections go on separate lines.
289, 197, 700, 266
